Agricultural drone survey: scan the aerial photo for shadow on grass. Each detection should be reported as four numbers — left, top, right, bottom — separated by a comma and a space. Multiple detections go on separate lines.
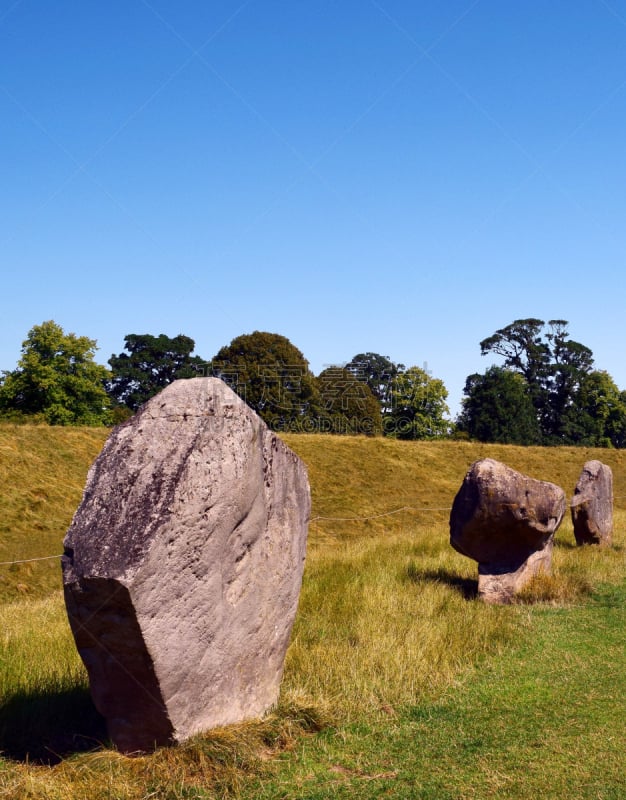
556, 539, 624, 552
554, 539, 578, 550
406, 565, 478, 600
0, 686, 108, 764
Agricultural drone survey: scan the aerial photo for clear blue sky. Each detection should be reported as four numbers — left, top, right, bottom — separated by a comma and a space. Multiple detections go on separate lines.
2, 0, 626, 416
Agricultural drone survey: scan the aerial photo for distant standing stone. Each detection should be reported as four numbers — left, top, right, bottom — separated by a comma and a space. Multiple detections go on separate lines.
63, 378, 310, 754
450, 458, 566, 604
571, 460, 613, 546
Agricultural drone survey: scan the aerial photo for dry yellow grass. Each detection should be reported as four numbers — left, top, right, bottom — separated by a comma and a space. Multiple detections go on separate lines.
282, 434, 626, 512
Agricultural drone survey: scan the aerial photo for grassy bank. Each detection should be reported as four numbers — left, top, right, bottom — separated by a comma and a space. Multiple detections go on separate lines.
0, 425, 106, 600
0, 427, 625, 797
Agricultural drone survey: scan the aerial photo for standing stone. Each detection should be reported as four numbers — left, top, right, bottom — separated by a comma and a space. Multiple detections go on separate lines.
450, 458, 566, 604
62, 378, 310, 754
571, 460, 613, 546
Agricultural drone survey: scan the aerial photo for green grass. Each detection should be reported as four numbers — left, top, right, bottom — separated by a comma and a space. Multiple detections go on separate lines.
0, 427, 625, 798
238, 580, 626, 800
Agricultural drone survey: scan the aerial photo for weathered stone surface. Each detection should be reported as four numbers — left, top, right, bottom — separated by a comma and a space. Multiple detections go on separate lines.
449, 458, 566, 604
571, 460, 613, 546
62, 377, 310, 753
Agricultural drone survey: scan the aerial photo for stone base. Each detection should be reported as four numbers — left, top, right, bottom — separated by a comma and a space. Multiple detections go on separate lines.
477, 539, 554, 604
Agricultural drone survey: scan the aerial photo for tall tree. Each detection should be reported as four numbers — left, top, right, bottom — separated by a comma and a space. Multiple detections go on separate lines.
480, 318, 595, 444
0, 320, 111, 425
480, 318, 549, 379
480, 318, 551, 424
345, 352, 404, 413
457, 366, 541, 445
386, 365, 450, 439
562, 370, 626, 448
317, 366, 382, 436
211, 331, 321, 430
108, 333, 204, 411
543, 320, 594, 441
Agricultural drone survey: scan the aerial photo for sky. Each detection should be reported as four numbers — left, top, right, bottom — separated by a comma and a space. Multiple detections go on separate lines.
2, 0, 626, 417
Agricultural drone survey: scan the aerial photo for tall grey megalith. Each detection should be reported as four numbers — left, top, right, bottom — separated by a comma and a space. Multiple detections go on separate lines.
63, 378, 310, 753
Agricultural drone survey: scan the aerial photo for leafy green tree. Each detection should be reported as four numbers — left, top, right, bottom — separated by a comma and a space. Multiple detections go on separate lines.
386, 366, 450, 439
457, 366, 541, 445
317, 367, 382, 436
561, 370, 626, 448
345, 352, 404, 413
107, 334, 204, 411
211, 331, 321, 430
480, 319, 595, 444
543, 320, 594, 441
613, 390, 626, 448
480, 318, 550, 380
0, 320, 111, 425
480, 317, 551, 427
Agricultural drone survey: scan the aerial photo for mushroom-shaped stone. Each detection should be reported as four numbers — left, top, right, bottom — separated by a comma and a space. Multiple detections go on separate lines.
62, 378, 310, 754
571, 460, 613, 546
450, 458, 566, 604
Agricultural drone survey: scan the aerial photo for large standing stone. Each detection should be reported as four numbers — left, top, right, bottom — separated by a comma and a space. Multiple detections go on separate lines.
571, 460, 613, 546
450, 458, 566, 604
62, 378, 310, 754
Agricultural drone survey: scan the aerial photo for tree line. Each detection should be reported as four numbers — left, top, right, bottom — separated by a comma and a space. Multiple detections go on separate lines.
1, 318, 624, 447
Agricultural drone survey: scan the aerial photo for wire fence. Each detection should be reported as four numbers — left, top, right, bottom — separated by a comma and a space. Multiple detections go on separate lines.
310, 505, 451, 523
2, 494, 626, 568
0, 554, 64, 567
1, 503, 453, 567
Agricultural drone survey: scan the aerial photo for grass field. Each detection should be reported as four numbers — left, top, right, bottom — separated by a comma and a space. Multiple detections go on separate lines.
0, 426, 625, 798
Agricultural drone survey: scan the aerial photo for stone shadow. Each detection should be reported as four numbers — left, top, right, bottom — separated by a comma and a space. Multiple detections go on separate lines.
554, 538, 577, 550
406, 565, 478, 600
0, 686, 107, 764
555, 539, 623, 552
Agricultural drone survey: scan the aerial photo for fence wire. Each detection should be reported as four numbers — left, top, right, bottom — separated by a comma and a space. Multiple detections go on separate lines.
3, 494, 626, 567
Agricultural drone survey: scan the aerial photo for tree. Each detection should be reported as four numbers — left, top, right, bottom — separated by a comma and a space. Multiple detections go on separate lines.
457, 366, 541, 445
480, 318, 551, 426
0, 320, 111, 425
210, 331, 321, 430
544, 320, 594, 441
562, 370, 626, 448
317, 367, 382, 436
480, 318, 550, 380
386, 366, 450, 439
480, 319, 595, 444
108, 334, 204, 411
345, 352, 404, 413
